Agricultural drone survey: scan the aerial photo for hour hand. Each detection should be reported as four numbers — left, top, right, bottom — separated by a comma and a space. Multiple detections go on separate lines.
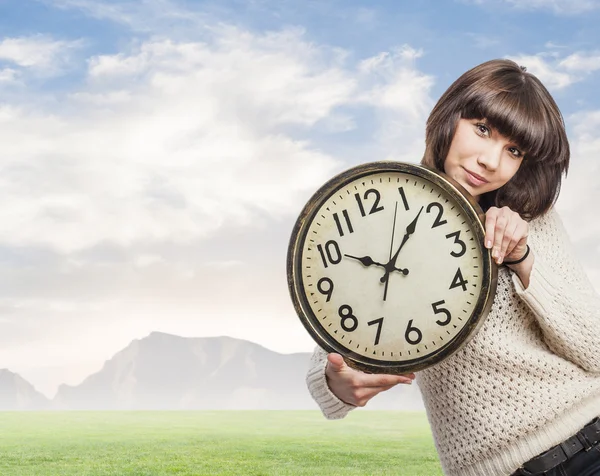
345, 254, 409, 275
344, 254, 386, 268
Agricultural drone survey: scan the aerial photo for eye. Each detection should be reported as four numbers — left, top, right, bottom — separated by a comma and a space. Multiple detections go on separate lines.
474, 123, 490, 137
508, 146, 524, 158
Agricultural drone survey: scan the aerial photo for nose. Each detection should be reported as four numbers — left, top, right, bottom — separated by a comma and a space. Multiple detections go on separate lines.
477, 143, 503, 171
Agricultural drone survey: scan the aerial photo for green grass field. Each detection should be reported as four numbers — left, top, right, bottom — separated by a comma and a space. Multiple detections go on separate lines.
0, 411, 443, 476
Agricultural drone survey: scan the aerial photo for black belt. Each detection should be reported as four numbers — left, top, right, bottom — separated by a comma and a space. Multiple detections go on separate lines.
513, 417, 600, 475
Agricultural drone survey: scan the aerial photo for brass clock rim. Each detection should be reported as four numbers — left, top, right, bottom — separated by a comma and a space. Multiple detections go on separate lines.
287, 161, 498, 374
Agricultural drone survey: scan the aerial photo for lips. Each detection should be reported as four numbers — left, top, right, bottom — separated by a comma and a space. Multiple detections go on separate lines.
464, 168, 489, 186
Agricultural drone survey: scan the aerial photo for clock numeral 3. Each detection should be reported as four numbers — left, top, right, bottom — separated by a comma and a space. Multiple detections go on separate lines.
317, 277, 334, 302
426, 202, 448, 228
405, 319, 423, 345
317, 240, 342, 268
355, 189, 384, 217
449, 268, 468, 291
367, 317, 384, 346
339, 304, 358, 332
445, 230, 466, 257
333, 210, 353, 237
432, 300, 452, 326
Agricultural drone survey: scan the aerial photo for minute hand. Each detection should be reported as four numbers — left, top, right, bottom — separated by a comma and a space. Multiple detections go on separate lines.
381, 205, 424, 284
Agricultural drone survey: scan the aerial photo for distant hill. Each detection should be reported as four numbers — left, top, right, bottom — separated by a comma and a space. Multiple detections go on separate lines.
5, 332, 424, 410
0, 369, 50, 410
53, 332, 317, 410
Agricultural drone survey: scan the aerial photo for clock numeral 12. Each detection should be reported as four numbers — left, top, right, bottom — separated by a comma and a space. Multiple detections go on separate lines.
317, 240, 341, 268
354, 189, 384, 217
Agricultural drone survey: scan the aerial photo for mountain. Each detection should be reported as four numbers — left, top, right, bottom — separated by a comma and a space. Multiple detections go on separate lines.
54, 332, 318, 410
0, 369, 50, 410
10, 332, 424, 410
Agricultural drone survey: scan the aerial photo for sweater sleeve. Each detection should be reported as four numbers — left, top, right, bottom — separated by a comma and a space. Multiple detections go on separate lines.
306, 346, 356, 419
511, 208, 600, 373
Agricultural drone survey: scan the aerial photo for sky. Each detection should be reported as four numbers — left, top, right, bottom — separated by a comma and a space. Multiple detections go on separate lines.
1, 0, 600, 398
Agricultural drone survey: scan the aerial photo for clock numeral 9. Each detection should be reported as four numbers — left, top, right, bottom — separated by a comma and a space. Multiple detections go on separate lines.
405, 319, 422, 345
445, 230, 466, 257
432, 300, 451, 326
317, 240, 341, 268
426, 202, 448, 228
317, 277, 334, 302
355, 189, 384, 217
339, 304, 358, 332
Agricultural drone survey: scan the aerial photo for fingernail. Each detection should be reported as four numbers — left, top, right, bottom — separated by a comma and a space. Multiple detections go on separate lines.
486, 240, 492, 248
492, 248, 498, 258
498, 256, 503, 265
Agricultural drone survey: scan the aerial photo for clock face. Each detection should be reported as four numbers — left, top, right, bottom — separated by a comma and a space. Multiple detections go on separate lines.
288, 162, 497, 373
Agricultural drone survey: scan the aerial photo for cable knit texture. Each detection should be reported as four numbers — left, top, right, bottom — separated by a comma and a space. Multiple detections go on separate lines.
305, 208, 600, 476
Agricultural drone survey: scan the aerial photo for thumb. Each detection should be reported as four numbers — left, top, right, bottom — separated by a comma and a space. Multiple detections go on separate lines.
327, 353, 348, 372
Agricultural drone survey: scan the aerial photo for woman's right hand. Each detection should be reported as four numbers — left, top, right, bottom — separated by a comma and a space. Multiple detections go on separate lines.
325, 353, 416, 407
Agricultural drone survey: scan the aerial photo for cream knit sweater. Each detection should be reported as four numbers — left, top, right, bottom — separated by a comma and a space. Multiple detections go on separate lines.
306, 208, 600, 476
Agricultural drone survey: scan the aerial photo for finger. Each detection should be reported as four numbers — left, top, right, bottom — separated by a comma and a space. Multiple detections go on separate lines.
361, 373, 414, 388
492, 210, 510, 263
484, 208, 499, 250
326, 353, 348, 373
499, 219, 519, 264
505, 222, 529, 261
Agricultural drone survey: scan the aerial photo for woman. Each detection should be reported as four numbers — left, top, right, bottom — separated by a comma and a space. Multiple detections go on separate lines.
306, 59, 600, 476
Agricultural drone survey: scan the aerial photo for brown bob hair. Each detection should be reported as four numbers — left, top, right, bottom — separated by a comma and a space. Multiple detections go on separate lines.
422, 59, 570, 220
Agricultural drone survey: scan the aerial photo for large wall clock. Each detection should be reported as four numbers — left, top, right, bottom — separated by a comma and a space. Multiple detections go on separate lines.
287, 161, 498, 374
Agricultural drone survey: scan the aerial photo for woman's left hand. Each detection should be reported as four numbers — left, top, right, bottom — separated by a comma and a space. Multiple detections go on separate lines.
484, 206, 529, 265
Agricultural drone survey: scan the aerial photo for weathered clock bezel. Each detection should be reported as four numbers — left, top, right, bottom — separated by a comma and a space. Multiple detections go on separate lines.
287, 161, 498, 374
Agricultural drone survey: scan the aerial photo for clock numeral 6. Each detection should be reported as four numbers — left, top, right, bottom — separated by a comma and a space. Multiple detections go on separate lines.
354, 189, 384, 217
432, 300, 452, 326
317, 240, 342, 268
339, 304, 358, 332
317, 277, 334, 302
405, 319, 423, 345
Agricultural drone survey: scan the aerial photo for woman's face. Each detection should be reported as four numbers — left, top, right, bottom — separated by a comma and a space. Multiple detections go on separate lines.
443, 118, 525, 201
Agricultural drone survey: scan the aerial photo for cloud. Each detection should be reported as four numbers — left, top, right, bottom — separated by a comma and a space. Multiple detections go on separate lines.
0, 30, 351, 252
356, 46, 434, 162
0, 9, 437, 396
558, 52, 600, 72
461, 0, 600, 14
505, 0, 600, 13
556, 110, 600, 250
0, 35, 83, 74
46, 0, 208, 33
506, 54, 580, 90
0, 68, 18, 83
0, 26, 436, 254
